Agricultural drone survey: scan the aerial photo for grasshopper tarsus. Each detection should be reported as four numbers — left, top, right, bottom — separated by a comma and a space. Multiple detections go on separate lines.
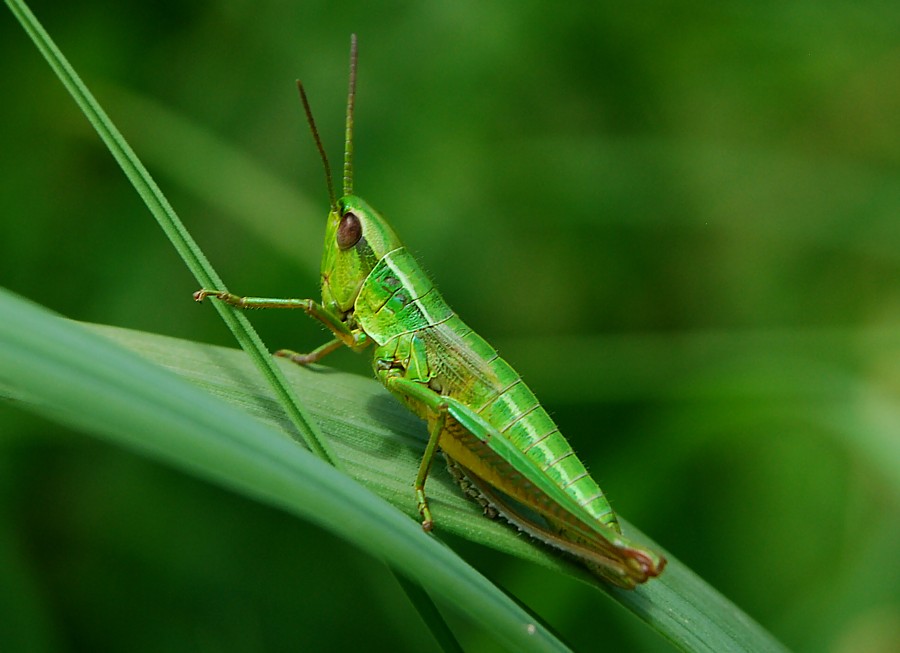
193, 288, 239, 305
416, 487, 435, 532
274, 349, 315, 365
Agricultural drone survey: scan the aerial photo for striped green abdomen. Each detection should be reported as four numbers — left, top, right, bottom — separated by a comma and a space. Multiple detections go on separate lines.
356, 248, 619, 531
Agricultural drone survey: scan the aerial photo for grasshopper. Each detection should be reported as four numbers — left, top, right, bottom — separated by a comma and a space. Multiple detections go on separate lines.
195, 35, 665, 588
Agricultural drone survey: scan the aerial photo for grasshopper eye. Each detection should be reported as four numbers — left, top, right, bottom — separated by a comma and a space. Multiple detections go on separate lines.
337, 212, 362, 250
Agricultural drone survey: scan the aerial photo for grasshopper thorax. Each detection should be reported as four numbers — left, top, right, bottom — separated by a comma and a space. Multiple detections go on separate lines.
320, 194, 402, 315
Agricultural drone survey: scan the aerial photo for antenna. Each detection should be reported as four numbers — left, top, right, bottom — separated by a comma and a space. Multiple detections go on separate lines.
296, 80, 337, 213
343, 34, 358, 196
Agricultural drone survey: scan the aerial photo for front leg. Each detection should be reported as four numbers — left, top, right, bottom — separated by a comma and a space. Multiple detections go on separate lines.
193, 289, 346, 335
193, 288, 368, 362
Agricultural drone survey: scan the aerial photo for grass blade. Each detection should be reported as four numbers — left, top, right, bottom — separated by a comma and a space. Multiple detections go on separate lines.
4, 0, 332, 466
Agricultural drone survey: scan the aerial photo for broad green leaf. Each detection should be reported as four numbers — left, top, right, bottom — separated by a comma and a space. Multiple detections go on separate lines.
0, 288, 789, 653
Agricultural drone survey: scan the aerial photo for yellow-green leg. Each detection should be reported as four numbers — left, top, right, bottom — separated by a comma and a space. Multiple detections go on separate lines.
193, 288, 368, 362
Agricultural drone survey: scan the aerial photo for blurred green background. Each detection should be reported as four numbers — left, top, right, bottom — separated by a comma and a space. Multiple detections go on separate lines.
2, 1, 898, 651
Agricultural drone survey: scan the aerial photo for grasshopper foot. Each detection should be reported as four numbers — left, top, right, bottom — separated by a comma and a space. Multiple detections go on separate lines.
193, 288, 235, 303
416, 488, 434, 531
275, 349, 317, 365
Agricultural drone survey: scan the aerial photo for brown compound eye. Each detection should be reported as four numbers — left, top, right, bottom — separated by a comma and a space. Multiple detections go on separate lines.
336, 211, 362, 250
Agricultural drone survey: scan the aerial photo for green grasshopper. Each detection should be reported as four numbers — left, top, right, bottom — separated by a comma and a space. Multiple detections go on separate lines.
195, 35, 665, 588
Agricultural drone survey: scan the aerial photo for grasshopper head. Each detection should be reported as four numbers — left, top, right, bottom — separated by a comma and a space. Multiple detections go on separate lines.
320, 194, 402, 315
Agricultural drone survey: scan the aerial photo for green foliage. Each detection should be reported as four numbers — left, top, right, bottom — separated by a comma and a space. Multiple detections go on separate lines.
2, 0, 898, 651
